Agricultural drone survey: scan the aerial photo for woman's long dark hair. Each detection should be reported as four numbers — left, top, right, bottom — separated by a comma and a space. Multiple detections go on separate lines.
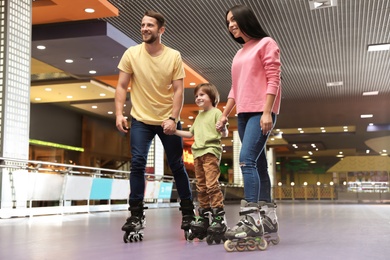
226, 5, 268, 44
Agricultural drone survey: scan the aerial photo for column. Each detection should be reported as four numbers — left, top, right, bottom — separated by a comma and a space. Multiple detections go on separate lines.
0, 0, 31, 210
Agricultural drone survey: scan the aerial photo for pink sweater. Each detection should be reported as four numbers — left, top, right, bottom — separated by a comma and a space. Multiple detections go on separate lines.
228, 37, 281, 114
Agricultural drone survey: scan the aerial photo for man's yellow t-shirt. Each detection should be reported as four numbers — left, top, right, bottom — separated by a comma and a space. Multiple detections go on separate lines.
118, 43, 185, 125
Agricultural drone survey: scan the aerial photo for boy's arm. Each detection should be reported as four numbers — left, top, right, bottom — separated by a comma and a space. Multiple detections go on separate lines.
174, 129, 194, 138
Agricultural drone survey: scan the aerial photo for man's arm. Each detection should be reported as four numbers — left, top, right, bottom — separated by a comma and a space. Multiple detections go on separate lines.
115, 70, 131, 133
162, 78, 184, 135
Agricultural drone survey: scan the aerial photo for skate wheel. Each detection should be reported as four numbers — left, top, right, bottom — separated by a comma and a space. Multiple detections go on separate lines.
129, 235, 134, 243
206, 235, 213, 245
247, 238, 257, 251
236, 241, 246, 252
258, 238, 268, 251
139, 233, 144, 242
271, 236, 280, 245
123, 232, 129, 243
215, 238, 221, 245
224, 240, 235, 252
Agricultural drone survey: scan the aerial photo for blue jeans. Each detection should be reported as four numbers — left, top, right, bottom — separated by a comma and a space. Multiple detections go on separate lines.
129, 118, 192, 202
237, 112, 276, 203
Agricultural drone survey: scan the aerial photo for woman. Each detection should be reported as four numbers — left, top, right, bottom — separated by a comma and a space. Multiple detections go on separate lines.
217, 5, 281, 250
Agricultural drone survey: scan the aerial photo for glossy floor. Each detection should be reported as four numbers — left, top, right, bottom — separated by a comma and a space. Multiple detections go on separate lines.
1, 202, 389, 260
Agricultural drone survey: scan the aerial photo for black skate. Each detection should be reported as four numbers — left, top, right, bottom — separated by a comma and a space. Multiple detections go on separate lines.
179, 199, 195, 240
187, 208, 211, 241
206, 207, 227, 245
122, 201, 148, 243
224, 200, 268, 252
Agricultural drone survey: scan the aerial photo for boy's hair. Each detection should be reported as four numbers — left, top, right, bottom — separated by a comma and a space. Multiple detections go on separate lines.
194, 83, 220, 107
144, 10, 166, 29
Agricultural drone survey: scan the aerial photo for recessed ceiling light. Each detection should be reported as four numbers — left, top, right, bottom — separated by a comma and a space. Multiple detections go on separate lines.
100, 93, 106, 97
35, 97, 41, 101
92, 106, 98, 109
188, 116, 194, 119
108, 111, 113, 114
360, 114, 373, 118
45, 88, 52, 91
326, 81, 343, 87
85, 8, 95, 13
366, 150, 370, 154
66, 96, 73, 99
37, 45, 46, 50
189, 82, 196, 86
367, 43, 390, 52
362, 90, 379, 96
309, 0, 338, 10
65, 59, 73, 63
89, 70, 97, 74
80, 85, 87, 89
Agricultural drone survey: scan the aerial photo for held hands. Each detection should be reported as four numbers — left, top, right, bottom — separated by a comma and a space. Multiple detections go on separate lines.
162, 119, 176, 135
116, 115, 129, 133
216, 115, 228, 132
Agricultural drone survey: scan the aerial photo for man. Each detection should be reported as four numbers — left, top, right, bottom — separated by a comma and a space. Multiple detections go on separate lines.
115, 10, 194, 240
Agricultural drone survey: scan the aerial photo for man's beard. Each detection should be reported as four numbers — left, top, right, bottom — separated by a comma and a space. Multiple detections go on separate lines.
143, 33, 159, 44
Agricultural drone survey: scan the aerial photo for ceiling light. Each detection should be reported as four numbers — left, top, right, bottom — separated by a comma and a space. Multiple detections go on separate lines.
84, 8, 95, 13
366, 150, 370, 154
108, 111, 113, 114
89, 70, 97, 74
100, 93, 106, 97
189, 82, 196, 86
362, 91, 379, 96
309, 0, 337, 10
80, 85, 87, 89
45, 88, 52, 91
367, 43, 390, 52
35, 97, 41, 101
92, 106, 98, 109
360, 114, 373, 118
65, 59, 73, 63
37, 45, 46, 50
326, 81, 343, 87
66, 96, 73, 99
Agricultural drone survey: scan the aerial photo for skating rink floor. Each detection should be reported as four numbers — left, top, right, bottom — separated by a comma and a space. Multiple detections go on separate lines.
1, 202, 390, 260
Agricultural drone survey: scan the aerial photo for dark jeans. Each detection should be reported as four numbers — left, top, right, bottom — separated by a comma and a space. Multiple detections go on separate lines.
129, 118, 192, 202
237, 112, 276, 203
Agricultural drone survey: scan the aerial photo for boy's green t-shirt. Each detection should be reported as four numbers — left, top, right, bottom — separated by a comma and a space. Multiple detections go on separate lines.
189, 107, 224, 159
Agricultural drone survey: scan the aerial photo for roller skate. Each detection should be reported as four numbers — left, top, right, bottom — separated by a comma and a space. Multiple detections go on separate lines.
179, 199, 195, 240
122, 201, 148, 243
187, 207, 211, 241
223, 200, 268, 252
206, 207, 227, 245
259, 201, 280, 245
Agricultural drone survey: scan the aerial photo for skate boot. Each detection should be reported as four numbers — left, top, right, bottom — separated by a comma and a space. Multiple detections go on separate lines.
122, 200, 148, 243
179, 199, 195, 240
187, 207, 211, 241
207, 207, 227, 245
259, 201, 280, 245
224, 200, 268, 252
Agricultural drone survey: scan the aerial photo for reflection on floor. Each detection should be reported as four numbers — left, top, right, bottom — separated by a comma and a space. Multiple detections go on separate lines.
1, 202, 390, 260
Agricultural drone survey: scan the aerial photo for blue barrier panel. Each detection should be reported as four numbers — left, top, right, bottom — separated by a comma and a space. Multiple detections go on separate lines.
158, 182, 173, 199
90, 178, 113, 200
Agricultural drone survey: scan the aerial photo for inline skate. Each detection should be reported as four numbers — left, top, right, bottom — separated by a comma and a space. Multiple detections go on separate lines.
259, 201, 280, 245
224, 200, 268, 252
179, 199, 196, 240
187, 207, 211, 241
206, 207, 227, 245
122, 201, 148, 243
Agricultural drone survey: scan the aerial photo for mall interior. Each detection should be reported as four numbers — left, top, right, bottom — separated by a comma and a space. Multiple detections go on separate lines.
1, 0, 390, 259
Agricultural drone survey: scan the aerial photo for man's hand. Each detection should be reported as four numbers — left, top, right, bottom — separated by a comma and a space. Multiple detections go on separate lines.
116, 115, 129, 133
162, 119, 177, 135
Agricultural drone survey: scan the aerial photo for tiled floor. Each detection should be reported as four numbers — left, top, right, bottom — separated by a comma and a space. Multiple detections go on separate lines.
1, 202, 390, 260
